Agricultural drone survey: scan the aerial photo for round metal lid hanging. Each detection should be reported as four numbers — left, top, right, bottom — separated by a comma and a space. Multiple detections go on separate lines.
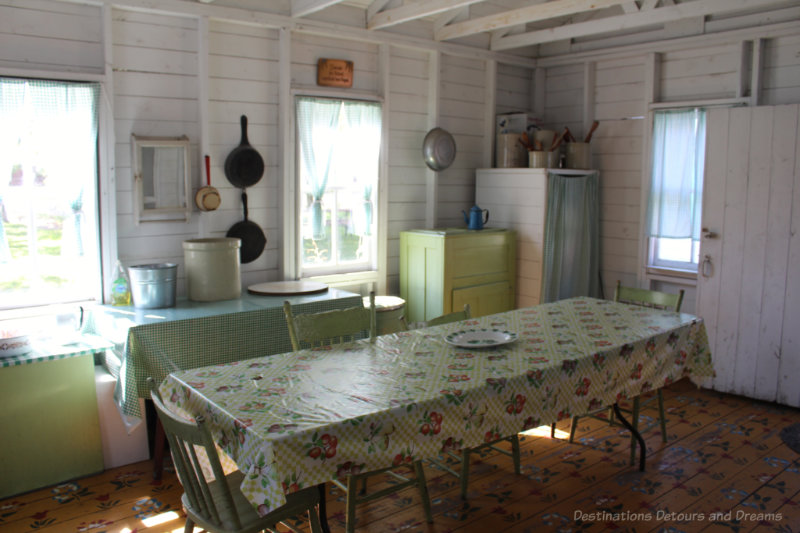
422, 127, 456, 171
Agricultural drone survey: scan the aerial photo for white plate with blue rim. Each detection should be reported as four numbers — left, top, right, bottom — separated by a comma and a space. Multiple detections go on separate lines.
444, 328, 518, 348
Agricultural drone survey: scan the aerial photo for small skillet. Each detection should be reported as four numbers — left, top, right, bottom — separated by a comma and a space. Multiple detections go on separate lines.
226, 190, 266, 264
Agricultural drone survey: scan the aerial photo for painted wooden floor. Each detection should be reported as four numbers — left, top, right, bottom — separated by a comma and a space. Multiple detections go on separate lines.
1, 379, 799, 533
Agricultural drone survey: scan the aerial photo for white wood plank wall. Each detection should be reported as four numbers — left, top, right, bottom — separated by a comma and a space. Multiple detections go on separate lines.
208, 21, 281, 287
386, 46, 430, 294
1, 0, 799, 321
495, 63, 533, 116
437, 54, 487, 228
0, 0, 103, 73
660, 44, 742, 101
763, 33, 800, 105
112, 9, 200, 291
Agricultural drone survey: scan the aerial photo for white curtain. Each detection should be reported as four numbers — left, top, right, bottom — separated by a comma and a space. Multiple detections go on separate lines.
295, 97, 381, 239
337, 101, 381, 236
296, 97, 342, 238
0, 77, 99, 304
648, 108, 706, 240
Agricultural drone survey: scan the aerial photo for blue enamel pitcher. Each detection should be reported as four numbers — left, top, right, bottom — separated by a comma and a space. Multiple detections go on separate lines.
463, 205, 489, 230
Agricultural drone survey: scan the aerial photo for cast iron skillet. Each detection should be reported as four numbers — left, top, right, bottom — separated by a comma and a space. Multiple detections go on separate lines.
224, 115, 264, 188
226, 190, 266, 264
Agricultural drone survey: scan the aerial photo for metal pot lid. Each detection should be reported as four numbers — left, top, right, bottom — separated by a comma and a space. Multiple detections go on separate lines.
422, 127, 456, 171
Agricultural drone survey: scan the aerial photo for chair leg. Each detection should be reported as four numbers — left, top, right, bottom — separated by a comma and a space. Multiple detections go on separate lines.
568, 416, 579, 443
183, 517, 195, 533
510, 435, 521, 474
550, 422, 556, 438
459, 448, 471, 499
317, 483, 331, 533
657, 389, 668, 443
308, 500, 325, 533
153, 418, 166, 480
629, 397, 641, 466
413, 460, 433, 523
345, 475, 359, 533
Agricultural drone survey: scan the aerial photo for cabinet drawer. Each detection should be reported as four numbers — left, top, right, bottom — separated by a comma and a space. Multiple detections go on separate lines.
451, 242, 511, 280
452, 281, 513, 318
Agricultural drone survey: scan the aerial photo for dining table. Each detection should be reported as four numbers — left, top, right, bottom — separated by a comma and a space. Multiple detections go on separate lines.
159, 296, 714, 519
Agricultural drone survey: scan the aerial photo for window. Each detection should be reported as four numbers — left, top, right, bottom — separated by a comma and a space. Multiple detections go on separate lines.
0, 77, 101, 310
295, 96, 381, 277
646, 108, 706, 272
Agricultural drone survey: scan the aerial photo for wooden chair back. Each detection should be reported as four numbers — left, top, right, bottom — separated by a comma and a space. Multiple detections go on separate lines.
614, 280, 684, 312
284, 292, 377, 350
147, 378, 241, 531
422, 304, 471, 327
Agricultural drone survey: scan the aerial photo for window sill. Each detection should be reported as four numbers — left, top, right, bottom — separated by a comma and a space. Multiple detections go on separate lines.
304, 270, 378, 293
645, 267, 698, 285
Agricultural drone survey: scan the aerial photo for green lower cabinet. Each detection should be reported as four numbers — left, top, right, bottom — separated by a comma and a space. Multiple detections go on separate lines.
0, 354, 103, 499
400, 228, 516, 323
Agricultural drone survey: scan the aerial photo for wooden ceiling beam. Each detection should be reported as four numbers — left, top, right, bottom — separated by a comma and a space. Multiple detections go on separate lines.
490, 0, 789, 50
436, 0, 631, 41
368, 0, 483, 30
292, 0, 346, 18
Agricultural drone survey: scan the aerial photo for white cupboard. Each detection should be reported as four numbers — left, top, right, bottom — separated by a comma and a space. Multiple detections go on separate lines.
476, 168, 597, 308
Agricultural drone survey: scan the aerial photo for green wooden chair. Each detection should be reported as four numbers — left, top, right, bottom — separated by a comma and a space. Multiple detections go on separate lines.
147, 377, 324, 533
284, 292, 377, 350
283, 292, 432, 533
405, 304, 522, 499
566, 281, 684, 465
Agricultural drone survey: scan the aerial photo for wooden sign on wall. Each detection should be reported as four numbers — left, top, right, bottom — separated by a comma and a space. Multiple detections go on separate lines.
317, 58, 353, 88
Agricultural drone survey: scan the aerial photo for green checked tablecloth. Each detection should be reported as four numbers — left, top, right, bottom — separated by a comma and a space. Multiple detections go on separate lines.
160, 297, 714, 516
83, 288, 362, 422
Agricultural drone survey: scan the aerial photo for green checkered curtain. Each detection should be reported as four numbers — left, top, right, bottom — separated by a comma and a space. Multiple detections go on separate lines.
541, 171, 601, 303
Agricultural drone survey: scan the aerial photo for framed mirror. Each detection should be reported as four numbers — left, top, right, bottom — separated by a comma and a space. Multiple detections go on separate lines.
131, 135, 191, 223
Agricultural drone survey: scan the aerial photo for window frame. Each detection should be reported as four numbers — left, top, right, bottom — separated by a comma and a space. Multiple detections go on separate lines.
283, 88, 387, 293
639, 106, 708, 282
0, 70, 116, 317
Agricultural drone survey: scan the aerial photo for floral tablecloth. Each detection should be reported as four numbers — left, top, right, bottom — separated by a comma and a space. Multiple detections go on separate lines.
161, 297, 713, 515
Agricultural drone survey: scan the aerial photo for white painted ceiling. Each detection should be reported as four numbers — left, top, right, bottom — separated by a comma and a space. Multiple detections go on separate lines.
201, 0, 800, 57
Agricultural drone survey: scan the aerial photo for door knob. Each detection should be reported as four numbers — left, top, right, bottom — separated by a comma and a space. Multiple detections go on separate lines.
701, 227, 718, 239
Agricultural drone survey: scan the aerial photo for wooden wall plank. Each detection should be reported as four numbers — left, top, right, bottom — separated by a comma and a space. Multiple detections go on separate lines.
755, 104, 797, 402
777, 105, 800, 407
713, 107, 750, 393
732, 106, 772, 399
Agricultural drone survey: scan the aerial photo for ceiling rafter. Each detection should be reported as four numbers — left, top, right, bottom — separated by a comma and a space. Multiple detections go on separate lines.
490, 0, 788, 51
368, 0, 483, 31
292, 0, 346, 18
435, 0, 632, 42
434, 6, 470, 33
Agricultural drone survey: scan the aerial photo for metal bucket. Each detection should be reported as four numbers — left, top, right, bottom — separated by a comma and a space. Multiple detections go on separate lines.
129, 263, 178, 309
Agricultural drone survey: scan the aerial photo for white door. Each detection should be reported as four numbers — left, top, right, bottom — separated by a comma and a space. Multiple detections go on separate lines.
697, 105, 800, 407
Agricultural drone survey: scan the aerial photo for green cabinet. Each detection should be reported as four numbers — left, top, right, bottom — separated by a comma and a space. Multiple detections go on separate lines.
400, 228, 516, 323
0, 353, 104, 498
